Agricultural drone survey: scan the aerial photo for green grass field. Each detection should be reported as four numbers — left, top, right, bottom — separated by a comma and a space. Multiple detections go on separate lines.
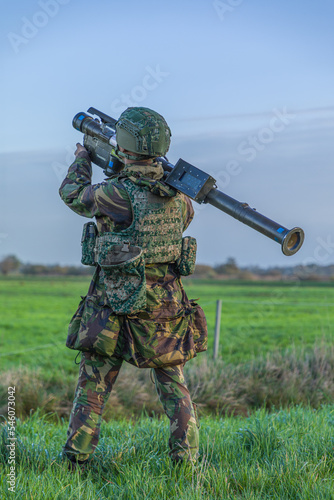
1, 407, 334, 499
1, 276, 333, 374
1, 277, 334, 498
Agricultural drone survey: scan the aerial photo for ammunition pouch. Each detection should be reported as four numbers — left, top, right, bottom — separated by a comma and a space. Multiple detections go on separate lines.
97, 241, 147, 315
81, 222, 97, 266
175, 236, 197, 276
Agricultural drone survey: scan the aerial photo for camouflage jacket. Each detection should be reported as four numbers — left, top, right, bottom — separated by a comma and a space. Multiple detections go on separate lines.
59, 154, 207, 368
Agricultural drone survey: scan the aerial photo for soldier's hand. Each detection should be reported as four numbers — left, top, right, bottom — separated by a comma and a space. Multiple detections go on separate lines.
74, 143, 88, 157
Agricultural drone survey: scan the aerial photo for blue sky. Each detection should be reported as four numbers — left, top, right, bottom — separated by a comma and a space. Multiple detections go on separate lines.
1, 0, 334, 267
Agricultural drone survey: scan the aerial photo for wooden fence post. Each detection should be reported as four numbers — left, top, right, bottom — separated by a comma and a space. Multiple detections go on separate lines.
213, 299, 222, 360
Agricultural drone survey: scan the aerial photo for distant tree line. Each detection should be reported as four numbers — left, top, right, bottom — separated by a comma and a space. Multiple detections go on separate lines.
0, 255, 93, 276
192, 257, 334, 282
1, 254, 334, 281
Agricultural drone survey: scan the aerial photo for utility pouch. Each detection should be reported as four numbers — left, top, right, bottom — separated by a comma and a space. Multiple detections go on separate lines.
81, 222, 98, 266
175, 236, 197, 276
98, 242, 146, 315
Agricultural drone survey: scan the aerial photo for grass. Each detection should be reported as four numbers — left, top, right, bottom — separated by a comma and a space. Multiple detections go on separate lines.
184, 278, 334, 363
1, 407, 334, 499
2, 344, 334, 420
1, 276, 334, 419
0, 276, 87, 377
1, 276, 334, 373
2, 276, 334, 497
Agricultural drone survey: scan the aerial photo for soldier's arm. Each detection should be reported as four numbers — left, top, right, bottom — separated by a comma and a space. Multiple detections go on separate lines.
59, 149, 130, 220
59, 154, 100, 218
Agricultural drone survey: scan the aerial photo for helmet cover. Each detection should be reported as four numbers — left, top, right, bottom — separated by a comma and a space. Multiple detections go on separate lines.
116, 107, 171, 158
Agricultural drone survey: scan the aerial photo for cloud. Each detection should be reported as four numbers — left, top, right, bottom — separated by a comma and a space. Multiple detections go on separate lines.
173, 105, 334, 125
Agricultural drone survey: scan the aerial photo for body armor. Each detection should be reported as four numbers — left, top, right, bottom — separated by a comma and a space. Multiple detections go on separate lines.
94, 179, 184, 314
96, 178, 183, 264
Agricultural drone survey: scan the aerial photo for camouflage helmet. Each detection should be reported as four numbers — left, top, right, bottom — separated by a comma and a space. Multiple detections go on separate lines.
115, 107, 171, 160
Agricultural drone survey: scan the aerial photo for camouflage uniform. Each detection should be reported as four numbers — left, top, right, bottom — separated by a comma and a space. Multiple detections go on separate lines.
59, 153, 207, 463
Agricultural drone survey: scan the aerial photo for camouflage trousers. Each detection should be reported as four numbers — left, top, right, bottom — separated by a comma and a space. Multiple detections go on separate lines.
63, 352, 199, 463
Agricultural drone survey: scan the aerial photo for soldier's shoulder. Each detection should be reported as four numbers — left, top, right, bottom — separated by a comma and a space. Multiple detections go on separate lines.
94, 177, 131, 201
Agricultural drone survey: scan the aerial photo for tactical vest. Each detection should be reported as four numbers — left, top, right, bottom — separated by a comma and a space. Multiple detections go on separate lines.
92, 179, 184, 315
95, 178, 184, 264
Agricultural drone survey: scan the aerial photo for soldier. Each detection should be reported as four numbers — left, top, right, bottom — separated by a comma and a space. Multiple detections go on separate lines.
59, 107, 208, 470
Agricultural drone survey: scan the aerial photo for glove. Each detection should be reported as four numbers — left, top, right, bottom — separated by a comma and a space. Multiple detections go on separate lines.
74, 143, 88, 157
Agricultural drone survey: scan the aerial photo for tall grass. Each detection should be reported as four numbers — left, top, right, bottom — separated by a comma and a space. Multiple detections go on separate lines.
2, 344, 334, 421
1, 407, 334, 499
